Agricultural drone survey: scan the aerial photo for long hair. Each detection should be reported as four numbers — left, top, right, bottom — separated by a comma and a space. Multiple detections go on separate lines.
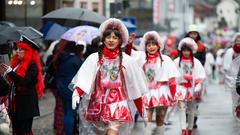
51, 39, 72, 70
98, 29, 123, 65
11, 42, 44, 98
144, 38, 163, 65
179, 45, 194, 68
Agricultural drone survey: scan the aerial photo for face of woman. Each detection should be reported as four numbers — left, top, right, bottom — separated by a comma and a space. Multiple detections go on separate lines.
189, 31, 198, 40
146, 42, 159, 55
104, 32, 120, 50
235, 37, 240, 47
182, 46, 191, 58
16, 47, 25, 60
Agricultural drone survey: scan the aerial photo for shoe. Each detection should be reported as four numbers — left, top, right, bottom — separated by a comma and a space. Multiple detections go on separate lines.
181, 129, 187, 135
193, 124, 198, 129
188, 130, 192, 135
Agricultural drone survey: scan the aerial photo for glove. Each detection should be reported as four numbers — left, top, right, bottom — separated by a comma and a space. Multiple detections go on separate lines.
194, 83, 202, 92
183, 74, 193, 81
72, 89, 80, 110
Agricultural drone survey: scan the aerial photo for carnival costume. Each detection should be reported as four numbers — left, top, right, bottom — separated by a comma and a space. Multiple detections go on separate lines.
0, 36, 44, 135
174, 37, 205, 135
69, 18, 147, 133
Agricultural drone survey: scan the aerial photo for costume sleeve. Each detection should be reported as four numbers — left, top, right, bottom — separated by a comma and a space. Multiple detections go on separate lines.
133, 97, 143, 117
69, 53, 98, 95
123, 54, 148, 100
194, 58, 206, 80
169, 77, 176, 97
165, 56, 180, 79
7, 63, 38, 85
75, 87, 84, 97
125, 43, 133, 55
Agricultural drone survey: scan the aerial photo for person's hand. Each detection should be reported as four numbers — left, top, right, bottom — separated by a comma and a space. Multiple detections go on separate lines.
0, 64, 10, 75
194, 83, 202, 92
128, 33, 136, 44
72, 89, 80, 109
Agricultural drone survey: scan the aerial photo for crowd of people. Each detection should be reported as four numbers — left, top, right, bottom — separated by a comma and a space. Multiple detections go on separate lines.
0, 18, 240, 135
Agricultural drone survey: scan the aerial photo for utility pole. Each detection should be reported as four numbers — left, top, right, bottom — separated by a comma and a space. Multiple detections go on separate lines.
0, 0, 6, 20
24, 0, 28, 26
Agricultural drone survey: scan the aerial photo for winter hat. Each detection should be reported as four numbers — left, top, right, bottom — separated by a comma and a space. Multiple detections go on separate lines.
99, 18, 129, 48
178, 37, 198, 53
139, 31, 164, 51
187, 24, 199, 33
232, 32, 240, 43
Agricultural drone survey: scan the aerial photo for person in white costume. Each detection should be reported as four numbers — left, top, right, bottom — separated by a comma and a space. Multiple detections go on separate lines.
134, 31, 180, 135
69, 18, 148, 135
204, 48, 215, 84
174, 37, 206, 135
223, 32, 240, 121
216, 48, 225, 84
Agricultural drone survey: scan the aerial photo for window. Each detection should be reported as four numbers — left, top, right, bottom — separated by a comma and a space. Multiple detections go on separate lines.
80, 2, 87, 8
92, 2, 99, 12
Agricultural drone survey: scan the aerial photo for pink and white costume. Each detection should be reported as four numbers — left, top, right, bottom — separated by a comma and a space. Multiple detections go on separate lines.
131, 31, 180, 109
142, 55, 180, 108
69, 52, 148, 122
174, 57, 205, 101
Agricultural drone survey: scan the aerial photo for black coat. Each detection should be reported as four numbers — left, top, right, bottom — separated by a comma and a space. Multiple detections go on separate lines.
0, 62, 40, 121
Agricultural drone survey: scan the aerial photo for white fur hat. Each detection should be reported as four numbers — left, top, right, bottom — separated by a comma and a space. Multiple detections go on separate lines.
139, 31, 164, 51
99, 18, 129, 48
178, 37, 198, 53
232, 32, 240, 43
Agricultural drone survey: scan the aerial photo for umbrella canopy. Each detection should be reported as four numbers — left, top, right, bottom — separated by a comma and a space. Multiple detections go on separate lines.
0, 26, 21, 45
42, 7, 107, 27
122, 20, 136, 33
61, 25, 99, 44
40, 22, 69, 40
15, 26, 43, 40
0, 25, 42, 49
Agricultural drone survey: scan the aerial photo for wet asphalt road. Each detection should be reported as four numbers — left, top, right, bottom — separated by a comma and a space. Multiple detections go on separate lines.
30, 82, 240, 135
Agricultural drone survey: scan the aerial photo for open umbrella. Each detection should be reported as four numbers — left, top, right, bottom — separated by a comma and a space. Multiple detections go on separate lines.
61, 25, 99, 45
15, 26, 43, 40
40, 22, 69, 40
42, 7, 107, 27
0, 26, 21, 45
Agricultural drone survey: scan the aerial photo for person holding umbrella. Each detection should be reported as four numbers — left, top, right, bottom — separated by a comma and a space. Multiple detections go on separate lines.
70, 18, 147, 135
0, 36, 44, 135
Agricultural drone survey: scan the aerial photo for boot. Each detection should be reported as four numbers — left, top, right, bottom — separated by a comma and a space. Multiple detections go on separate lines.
181, 129, 187, 135
188, 130, 192, 135
193, 116, 198, 129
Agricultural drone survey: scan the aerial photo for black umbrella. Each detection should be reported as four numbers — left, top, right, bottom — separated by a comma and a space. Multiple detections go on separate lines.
0, 26, 21, 45
0, 26, 42, 50
42, 7, 107, 27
